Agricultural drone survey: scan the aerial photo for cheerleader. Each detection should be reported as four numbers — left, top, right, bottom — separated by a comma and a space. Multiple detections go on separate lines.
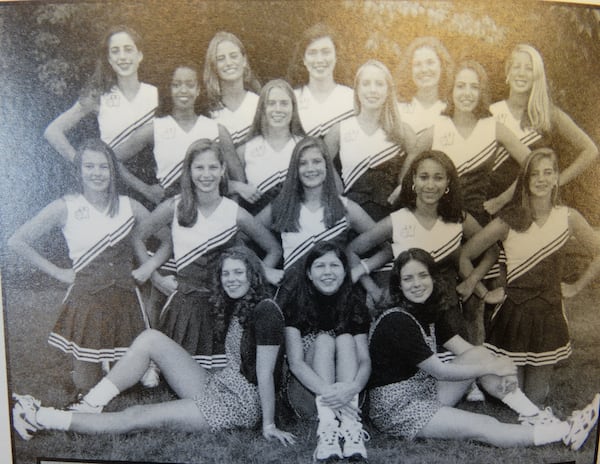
349, 150, 500, 345
486, 44, 598, 214
396, 36, 454, 136
229, 79, 305, 214
288, 24, 354, 138
134, 139, 282, 368
257, 136, 384, 307
460, 149, 600, 405
368, 248, 599, 451
203, 31, 261, 146
324, 60, 417, 222
7, 139, 169, 392
418, 60, 530, 226
44, 26, 157, 163
284, 242, 371, 462
113, 64, 239, 205
13, 247, 295, 446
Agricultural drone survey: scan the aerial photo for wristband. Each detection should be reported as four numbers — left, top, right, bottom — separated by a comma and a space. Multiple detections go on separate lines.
360, 259, 371, 275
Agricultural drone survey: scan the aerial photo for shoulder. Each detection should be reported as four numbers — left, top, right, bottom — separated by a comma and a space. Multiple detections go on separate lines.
335, 84, 354, 97
489, 100, 504, 115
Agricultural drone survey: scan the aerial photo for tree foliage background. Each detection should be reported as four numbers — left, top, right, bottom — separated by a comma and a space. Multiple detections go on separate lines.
1, 0, 599, 252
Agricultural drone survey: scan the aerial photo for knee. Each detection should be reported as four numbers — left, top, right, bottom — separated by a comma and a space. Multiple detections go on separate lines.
131, 329, 164, 352
314, 333, 336, 352
455, 346, 493, 365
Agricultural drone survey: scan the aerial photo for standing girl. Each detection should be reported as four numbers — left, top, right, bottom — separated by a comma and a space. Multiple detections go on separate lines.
285, 242, 371, 462
397, 36, 454, 136
486, 44, 598, 213
203, 31, 261, 146
13, 247, 295, 446
288, 24, 354, 138
8, 139, 169, 392
229, 79, 305, 214
113, 64, 239, 205
257, 136, 384, 306
460, 148, 600, 405
45, 26, 157, 163
135, 139, 282, 368
368, 248, 599, 451
325, 60, 416, 222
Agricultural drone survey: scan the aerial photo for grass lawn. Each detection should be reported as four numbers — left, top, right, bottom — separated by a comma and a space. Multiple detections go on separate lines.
3, 266, 600, 464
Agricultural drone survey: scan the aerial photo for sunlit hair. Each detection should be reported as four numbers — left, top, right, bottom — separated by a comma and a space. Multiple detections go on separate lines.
156, 64, 202, 117
203, 31, 261, 112
82, 25, 143, 98
505, 44, 552, 132
354, 60, 406, 144
443, 60, 491, 120
397, 37, 454, 102
247, 79, 305, 139
286, 23, 339, 88
74, 139, 120, 217
270, 136, 345, 232
499, 148, 560, 232
398, 150, 464, 223
292, 242, 355, 334
210, 246, 271, 340
177, 138, 227, 227
389, 248, 441, 307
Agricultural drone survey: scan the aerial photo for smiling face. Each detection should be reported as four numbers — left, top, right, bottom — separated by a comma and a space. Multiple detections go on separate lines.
190, 150, 225, 193
528, 156, 558, 199
107, 31, 143, 79
452, 68, 480, 114
413, 158, 449, 207
171, 67, 200, 111
303, 36, 336, 82
400, 259, 433, 304
265, 86, 293, 129
215, 40, 246, 83
307, 251, 346, 296
507, 51, 534, 95
357, 64, 388, 111
412, 46, 441, 91
81, 149, 111, 194
221, 258, 250, 299
298, 146, 327, 189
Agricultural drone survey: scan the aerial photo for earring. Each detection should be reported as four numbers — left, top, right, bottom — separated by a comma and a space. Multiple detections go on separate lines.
411, 184, 416, 192
444, 187, 450, 194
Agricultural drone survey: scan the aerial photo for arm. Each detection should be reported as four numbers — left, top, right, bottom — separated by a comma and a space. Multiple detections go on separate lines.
456, 213, 500, 300
562, 208, 600, 298
496, 121, 531, 166
484, 181, 516, 216
237, 207, 283, 284
44, 100, 96, 163
323, 123, 344, 193
7, 199, 74, 284
389, 123, 419, 204
130, 199, 173, 283
347, 215, 394, 282
459, 218, 510, 299
228, 141, 262, 204
255, 204, 273, 229
552, 107, 599, 186
118, 162, 165, 205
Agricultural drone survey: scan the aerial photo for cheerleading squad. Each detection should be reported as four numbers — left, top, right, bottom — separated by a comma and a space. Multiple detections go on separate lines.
9, 23, 600, 463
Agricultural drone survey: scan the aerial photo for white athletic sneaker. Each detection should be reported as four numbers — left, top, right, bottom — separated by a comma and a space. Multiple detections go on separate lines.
466, 382, 485, 402
66, 394, 103, 413
340, 419, 370, 462
313, 419, 343, 462
140, 362, 160, 388
12, 393, 42, 440
519, 406, 561, 426
563, 393, 600, 451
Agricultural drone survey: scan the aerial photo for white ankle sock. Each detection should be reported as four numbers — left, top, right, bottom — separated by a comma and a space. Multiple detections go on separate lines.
340, 394, 360, 426
83, 377, 120, 407
502, 389, 539, 417
315, 395, 337, 424
36, 407, 72, 431
533, 421, 570, 446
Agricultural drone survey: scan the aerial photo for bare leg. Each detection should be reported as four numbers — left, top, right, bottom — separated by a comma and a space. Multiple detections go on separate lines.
307, 333, 336, 384
522, 365, 554, 406
335, 334, 358, 382
106, 329, 208, 399
69, 399, 208, 434
462, 296, 485, 345
419, 407, 535, 447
